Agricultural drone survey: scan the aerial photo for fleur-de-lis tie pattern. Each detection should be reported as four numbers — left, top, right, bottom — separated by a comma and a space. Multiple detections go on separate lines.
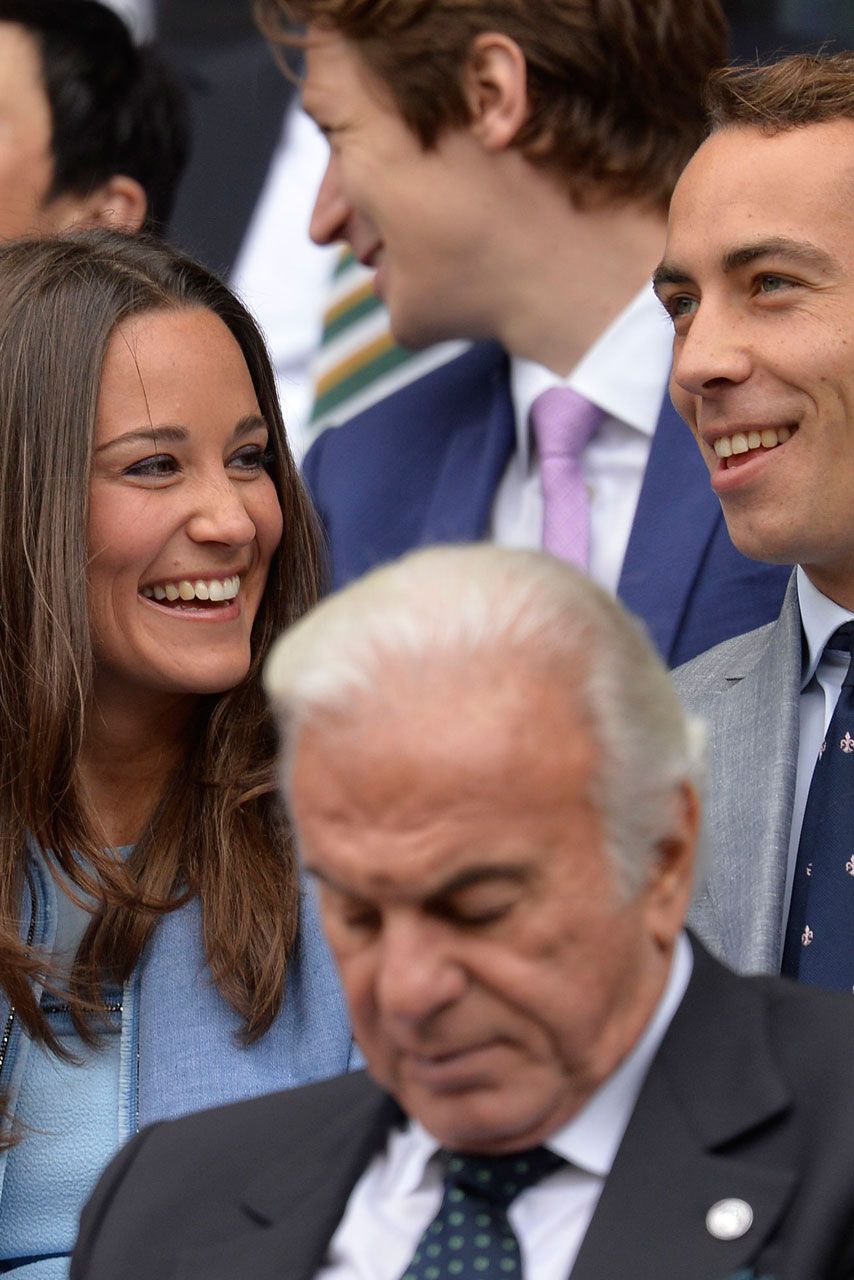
399, 1147, 565, 1280
782, 622, 854, 991
530, 388, 604, 570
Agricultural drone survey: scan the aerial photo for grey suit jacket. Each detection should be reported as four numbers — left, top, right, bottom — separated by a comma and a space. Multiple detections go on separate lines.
676, 573, 802, 973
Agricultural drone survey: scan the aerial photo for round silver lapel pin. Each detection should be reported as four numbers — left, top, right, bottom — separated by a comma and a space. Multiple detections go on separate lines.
706, 1198, 754, 1240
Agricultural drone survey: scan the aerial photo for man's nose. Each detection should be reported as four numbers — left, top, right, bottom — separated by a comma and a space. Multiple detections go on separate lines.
375, 919, 467, 1028
310, 157, 351, 247
671, 302, 753, 399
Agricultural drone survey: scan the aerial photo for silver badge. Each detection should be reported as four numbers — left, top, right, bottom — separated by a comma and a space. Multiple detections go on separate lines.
706, 1198, 754, 1240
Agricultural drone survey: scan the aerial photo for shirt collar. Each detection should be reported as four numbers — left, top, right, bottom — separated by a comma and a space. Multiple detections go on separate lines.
509, 282, 674, 470
797, 566, 854, 689
404, 931, 693, 1187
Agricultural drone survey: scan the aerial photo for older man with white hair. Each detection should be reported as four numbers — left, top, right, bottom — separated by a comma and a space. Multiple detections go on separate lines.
73, 547, 854, 1280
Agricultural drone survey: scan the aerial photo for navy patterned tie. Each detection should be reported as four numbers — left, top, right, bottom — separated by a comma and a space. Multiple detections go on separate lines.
400, 1147, 565, 1280
782, 622, 854, 990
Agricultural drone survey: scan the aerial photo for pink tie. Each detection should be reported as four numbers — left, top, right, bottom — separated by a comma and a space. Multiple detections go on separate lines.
530, 386, 603, 569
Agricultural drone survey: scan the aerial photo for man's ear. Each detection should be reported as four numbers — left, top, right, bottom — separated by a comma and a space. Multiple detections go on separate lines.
50, 174, 149, 235
79, 175, 149, 233
462, 32, 529, 152
644, 780, 702, 950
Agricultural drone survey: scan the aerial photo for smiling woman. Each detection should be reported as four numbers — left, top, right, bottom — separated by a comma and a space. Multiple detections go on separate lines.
0, 231, 353, 1278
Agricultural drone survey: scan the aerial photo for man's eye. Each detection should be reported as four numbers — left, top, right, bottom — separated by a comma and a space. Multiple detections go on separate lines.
448, 900, 515, 928
123, 454, 177, 478
758, 274, 794, 294
668, 294, 699, 319
339, 904, 380, 932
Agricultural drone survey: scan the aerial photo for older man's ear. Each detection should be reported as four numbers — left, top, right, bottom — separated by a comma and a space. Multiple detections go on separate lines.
643, 780, 701, 951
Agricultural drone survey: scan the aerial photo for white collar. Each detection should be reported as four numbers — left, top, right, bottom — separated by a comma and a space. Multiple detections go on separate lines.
509, 282, 674, 470
797, 566, 854, 689
401, 932, 693, 1187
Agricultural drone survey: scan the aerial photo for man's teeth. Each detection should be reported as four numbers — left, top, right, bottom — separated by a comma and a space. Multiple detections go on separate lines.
713, 425, 792, 458
140, 575, 240, 603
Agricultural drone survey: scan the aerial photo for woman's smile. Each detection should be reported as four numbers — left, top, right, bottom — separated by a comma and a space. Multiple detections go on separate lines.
87, 307, 284, 707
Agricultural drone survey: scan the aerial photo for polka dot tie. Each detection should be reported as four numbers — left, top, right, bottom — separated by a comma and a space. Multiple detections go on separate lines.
782, 622, 854, 991
400, 1146, 565, 1280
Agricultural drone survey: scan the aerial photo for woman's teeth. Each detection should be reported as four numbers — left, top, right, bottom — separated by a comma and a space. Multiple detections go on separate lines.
140, 574, 240, 603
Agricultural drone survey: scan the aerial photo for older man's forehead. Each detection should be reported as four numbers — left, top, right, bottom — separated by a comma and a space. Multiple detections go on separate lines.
289, 664, 601, 885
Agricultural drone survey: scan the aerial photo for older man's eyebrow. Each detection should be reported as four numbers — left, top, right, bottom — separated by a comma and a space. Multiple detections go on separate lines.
302, 862, 530, 903
429, 866, 530, 897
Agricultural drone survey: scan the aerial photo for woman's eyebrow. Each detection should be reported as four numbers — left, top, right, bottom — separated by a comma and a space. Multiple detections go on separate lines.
95, 415, 268, 454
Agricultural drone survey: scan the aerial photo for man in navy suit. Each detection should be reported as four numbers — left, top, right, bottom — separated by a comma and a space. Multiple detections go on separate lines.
257, 0, 791, 666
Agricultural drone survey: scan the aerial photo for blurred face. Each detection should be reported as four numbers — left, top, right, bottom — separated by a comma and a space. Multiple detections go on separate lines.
657, 120, 854, 606
303, 27, 493, 349
290, 665, 686, 1154
0, 23, 88, 238
88, 308, 283, 714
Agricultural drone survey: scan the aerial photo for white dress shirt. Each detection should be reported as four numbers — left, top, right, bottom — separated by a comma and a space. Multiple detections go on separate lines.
317, 934, 693, 1280
101, 0, 154, 39
783, 569, 854, 926
490, 283, 674, 595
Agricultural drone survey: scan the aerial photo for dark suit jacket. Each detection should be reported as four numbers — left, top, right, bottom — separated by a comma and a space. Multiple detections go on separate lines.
163, 29, 299, 278
72, 941, 854, 1280
302, 343, 791, 667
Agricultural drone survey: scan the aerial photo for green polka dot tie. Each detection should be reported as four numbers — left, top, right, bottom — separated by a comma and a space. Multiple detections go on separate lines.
400, 1146, 565, 1280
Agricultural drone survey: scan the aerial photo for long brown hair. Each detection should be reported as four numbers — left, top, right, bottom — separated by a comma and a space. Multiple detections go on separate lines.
0, 230, 323, 1058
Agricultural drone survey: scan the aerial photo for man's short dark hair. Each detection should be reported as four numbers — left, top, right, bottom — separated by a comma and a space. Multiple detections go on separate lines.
257, 0, 729, 212
0, 0, 189, 233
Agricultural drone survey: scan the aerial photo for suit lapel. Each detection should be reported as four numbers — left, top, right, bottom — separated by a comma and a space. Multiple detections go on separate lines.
618, 395, 721, 662
417, 347, 515, 545
691, 578, 802, 972
571, 943, 795, 1280
175, 1086, 403, 1280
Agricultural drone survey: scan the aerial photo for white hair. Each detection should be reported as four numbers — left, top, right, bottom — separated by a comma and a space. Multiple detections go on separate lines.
264, 545, 705, 894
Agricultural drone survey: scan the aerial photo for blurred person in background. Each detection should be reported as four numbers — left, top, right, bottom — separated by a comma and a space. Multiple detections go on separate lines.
0, 0, 188, 238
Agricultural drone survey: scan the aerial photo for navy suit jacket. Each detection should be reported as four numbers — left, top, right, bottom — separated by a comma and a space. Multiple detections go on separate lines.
302, 342, 791, 667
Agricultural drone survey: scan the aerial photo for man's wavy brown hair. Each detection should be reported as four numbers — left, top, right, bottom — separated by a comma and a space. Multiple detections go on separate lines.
257, 0, 728, 211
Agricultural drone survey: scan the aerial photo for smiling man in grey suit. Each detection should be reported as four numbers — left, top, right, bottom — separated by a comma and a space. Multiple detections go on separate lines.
656, 53, 854, 986
72, 547, 854, 1280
